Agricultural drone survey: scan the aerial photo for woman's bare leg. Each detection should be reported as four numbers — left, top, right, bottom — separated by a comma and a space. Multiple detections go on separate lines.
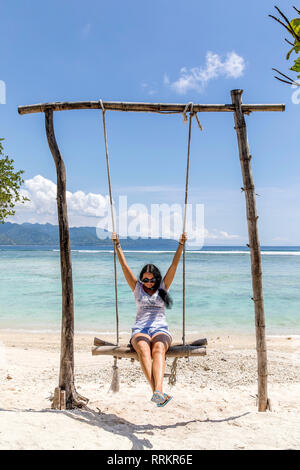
151, 333, 171, 394
131, 333, 155, 392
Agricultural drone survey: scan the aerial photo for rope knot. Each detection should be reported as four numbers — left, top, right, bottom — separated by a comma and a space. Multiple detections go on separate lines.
182, 101, 203, 130
99, 99, 105, 113
182, 102, 194, 122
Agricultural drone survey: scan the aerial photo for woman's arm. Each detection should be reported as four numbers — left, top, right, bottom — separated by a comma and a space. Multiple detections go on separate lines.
163, 232, 187, 290
111, 232, 137, 291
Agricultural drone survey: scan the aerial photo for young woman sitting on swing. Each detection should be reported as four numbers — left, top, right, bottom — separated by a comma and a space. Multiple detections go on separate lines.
111, 231, 187, 407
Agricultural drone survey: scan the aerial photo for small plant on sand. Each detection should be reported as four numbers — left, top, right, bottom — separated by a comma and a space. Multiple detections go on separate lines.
269, 5, 300, 85
0, 138, 29, 223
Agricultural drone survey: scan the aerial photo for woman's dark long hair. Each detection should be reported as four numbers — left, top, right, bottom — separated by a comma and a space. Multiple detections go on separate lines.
139, 264, 173, 309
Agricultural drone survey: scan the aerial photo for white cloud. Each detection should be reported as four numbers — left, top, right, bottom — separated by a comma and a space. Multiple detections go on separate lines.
166, 51, 245, 94
9, 175, 110, 227
97, 203, 181, 239
187, 228, 240, 248
205, 229, 239, 240
8, 175, 241, 245
218, 230, 239, 240
163, 74, 170, 85
97, 200, 238, 245
141, 82, 157, 96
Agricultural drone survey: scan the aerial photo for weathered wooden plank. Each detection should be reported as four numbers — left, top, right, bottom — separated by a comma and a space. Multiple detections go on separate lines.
92, 344, 206, 358
18, 100, 285, 115
94, 337, 117, 347
189, 338, 208, 346
94, 337, 208, 348
231, 89, 270, 412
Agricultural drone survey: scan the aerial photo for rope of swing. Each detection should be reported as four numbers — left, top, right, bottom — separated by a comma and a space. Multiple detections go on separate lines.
182, 102, 202, 346
182, 103, 192, 347
169, 103, 202, 386
99, 99, 120, 348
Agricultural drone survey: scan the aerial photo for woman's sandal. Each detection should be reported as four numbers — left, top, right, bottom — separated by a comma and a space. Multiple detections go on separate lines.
151, 390, 165, 404
157, 393, 172, 407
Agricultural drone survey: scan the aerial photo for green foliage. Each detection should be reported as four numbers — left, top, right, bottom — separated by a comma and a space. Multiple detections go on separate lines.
290, 17, 300, 37
286, 18, 300, 61
0, 138, 29, 223
288, 17, 300, 77
291, 56, 300, 77
270, 6, 300, 84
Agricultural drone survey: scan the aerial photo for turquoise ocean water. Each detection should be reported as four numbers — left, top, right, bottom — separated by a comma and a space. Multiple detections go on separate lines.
0, 246, 299, 336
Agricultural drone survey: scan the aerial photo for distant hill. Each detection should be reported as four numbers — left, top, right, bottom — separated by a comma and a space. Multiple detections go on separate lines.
0, 222, 179, 249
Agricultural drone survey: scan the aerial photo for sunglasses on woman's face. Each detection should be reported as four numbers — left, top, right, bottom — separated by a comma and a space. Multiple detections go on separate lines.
142, 277, 157, 284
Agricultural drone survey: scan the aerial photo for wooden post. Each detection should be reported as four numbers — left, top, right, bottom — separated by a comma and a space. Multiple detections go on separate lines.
51, 386, 61, 409
45, 109, 88, 409
231, 89, 270, 412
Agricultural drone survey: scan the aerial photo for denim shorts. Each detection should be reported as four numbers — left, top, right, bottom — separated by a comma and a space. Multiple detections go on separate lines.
130, 326, 172, 343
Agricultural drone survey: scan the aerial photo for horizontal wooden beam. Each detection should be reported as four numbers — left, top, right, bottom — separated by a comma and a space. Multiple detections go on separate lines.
18, 100, 285, 115
92, 344, 206, 359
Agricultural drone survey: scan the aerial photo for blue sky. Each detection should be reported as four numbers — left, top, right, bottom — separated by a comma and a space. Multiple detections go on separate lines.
0, 0, 299, 245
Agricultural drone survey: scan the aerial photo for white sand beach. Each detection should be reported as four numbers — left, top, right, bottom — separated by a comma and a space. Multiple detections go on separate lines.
0, 331, 299, 450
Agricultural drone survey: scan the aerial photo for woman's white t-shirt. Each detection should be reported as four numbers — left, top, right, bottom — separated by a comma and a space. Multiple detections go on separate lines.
132, 279, 169, 330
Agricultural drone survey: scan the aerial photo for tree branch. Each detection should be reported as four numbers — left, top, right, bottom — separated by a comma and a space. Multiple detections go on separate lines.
275, 5, 300, 41
269, 14, 295, 36
293, 6, 300, 15
274, 76, 295, 85
269, 6, 300, 42
272, 67, 300, 85
285, 38, 295, 46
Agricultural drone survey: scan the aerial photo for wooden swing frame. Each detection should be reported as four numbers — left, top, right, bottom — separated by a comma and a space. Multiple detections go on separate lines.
18, 90, 285, 411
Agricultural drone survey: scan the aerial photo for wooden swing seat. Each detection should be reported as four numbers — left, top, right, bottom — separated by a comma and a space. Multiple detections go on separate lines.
92, 337, 207, 359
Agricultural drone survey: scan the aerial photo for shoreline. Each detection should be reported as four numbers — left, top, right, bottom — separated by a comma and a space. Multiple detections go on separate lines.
1, 326, 300, 338
1, 329, 299, 351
